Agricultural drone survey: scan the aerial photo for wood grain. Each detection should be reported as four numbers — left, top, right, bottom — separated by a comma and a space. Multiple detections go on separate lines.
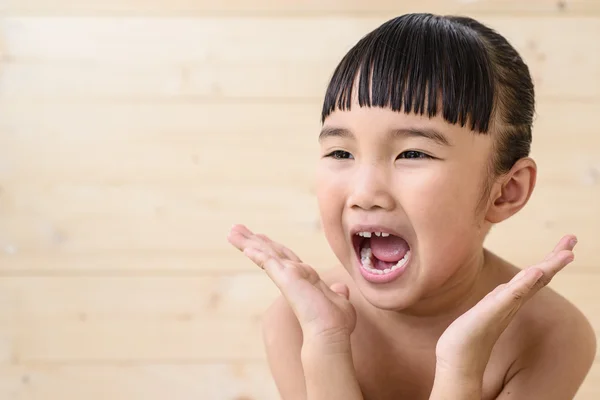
0, 4, 598, 399
1, 0, 599, 16
0, 361, 598, 400
1, 17, 598, 100
0, 273, 596, 363
0, 275, 277, 362
0, 99, 598, 272
0, 363, 279, 400
0, 184, 597, 272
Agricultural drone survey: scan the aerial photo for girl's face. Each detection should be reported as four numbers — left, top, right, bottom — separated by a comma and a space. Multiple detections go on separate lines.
315, 105, 496, 313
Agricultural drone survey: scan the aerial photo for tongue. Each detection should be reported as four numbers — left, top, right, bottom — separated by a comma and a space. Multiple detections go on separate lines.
370, 235, 409, 262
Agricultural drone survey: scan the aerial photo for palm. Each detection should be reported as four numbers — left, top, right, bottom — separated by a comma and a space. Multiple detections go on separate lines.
228, 225, 357, 342
436, 234, 577, 376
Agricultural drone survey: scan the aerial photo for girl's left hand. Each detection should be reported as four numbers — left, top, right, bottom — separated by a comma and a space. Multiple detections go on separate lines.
435, 234, 577, 379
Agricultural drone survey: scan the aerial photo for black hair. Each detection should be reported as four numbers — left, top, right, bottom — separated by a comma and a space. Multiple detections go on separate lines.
321, 13, 535, 177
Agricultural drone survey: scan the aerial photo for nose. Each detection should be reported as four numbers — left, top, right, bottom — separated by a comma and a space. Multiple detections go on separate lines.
346, 165, 396, 211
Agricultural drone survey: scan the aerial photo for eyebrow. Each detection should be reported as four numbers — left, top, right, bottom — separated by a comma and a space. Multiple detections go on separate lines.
318, 126, 452, 147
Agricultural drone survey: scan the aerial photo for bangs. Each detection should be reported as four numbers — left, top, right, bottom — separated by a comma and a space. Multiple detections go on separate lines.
321, 14, 496, 133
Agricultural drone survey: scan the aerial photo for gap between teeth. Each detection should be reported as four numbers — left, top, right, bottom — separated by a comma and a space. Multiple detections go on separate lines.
360, 244, 409, 275
358, 232, 390, 237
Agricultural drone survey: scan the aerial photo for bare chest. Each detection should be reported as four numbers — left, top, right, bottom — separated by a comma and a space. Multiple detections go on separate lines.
350, 329, 436, 400
349, 328, 510, 400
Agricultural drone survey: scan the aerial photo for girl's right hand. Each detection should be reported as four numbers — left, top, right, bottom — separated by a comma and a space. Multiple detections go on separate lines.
227, 224, 357, 352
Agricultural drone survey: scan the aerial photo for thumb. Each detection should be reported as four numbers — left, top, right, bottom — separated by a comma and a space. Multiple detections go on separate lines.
329, 282, 350, 299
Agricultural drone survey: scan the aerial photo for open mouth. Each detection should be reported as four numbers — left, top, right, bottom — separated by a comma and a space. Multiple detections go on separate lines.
352, 231, 411, 278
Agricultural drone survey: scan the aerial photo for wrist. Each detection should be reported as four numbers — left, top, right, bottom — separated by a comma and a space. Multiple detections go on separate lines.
429, 363, 483, 400
301, 328, 353, 360
301, 339, 353, 371
301, 345, 363, 400
300, 330, 363, 400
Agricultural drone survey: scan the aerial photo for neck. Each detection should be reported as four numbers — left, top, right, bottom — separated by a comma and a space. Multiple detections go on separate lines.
369, 248, 501, 338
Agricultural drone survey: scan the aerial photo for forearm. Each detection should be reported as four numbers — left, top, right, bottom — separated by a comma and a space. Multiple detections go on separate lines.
301, 341, 364, 400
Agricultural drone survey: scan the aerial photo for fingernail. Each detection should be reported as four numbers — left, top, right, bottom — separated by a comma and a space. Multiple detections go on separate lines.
570, 238, 578, 247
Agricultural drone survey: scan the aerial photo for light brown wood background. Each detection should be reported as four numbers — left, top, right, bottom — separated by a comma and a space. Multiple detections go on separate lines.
0, 1, 598, 399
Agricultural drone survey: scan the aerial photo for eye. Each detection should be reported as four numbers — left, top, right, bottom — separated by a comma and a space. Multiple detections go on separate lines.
397, 150, 433, 159
325, 150, 353, 160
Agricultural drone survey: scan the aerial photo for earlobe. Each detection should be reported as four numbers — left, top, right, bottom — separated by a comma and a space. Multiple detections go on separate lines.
485, 158, 537, 224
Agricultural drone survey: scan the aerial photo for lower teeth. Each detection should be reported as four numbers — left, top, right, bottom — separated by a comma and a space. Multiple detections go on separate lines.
360, 246, 409, 275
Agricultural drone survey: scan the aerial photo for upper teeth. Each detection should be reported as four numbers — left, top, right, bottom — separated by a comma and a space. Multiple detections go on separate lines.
357, 231, 390, 237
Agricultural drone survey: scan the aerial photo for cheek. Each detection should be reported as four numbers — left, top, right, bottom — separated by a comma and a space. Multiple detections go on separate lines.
403, 168, 482, 264
315, 167, 350, 261
315, 167, 342, 217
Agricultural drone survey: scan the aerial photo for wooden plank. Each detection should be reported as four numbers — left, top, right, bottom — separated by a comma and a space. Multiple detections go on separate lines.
0, 274, 597, 363
0, 363, 279, 400
0, 101, 597, 162
0, 99, 597, 272
0, 220, 336, 275
1, 17, 599, 100
0, 251, 339, 276
0, 362, 597, 400
1, 99, 596, 138
0, 100, 597, 188
0, 275, 281, 362
0, 0, 598, 16
0, 102, 320, 149
0, 318, 267, 362
0, 184, 595, 273
0, 275, 279, 318
0, 62, 331, 101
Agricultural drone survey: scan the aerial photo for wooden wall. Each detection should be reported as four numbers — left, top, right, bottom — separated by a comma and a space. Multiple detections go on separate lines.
0, 1, 599, 399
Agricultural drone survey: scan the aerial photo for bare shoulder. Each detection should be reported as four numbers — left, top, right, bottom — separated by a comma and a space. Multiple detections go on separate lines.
521, 283, 596, 365
495, 272, 596, 399
261, 265, 349, 400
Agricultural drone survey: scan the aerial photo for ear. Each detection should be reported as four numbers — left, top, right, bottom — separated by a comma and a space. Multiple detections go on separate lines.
485, 157, 537, 224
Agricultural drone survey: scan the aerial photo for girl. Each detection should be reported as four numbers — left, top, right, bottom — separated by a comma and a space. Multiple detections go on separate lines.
228, 13, 595, 400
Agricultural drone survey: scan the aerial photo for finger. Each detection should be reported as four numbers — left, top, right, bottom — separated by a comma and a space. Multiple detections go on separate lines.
256, 233, 302, 262
243, 246, 319, 285
503, 267, 544, 303
466, 268, 542, 334
228, 225, 287, 260
330, 283, 350, 300
507, 236, 576, 292
498, 249, 574, 308
243, 246, 284, 273
244, 248, 335, 327
529, 249, 574, 285
230, 224, 254, 239
282, 260, 320, 284
227, 224, 253, 252
243, 247, 309, 291
505, 250, 572, 293
543, 234, 577, 261
451, 268, 543, 349
251, 233, 286, 259
509, 247, 574, 293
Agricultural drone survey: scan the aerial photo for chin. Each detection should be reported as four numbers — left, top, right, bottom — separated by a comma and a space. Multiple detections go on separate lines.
359, 286, 420, 311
